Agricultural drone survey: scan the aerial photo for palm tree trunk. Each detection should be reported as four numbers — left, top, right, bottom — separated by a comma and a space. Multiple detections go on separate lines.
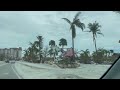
93, 34, 97, 52
53, 53, 55, 61
39, 43, 41, 63
72, 36, 75, 62
62, 45, 64, 50
30, 54, 33, 63
94, 38, 97, 52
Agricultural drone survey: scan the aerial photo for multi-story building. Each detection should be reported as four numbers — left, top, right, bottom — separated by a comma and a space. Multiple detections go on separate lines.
0, 47, 22, 60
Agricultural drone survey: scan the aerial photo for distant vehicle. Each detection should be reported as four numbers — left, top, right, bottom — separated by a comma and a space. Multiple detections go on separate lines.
10, 60, 15, 64
5, 60, 9, 63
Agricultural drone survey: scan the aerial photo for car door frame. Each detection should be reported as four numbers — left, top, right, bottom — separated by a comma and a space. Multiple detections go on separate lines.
100, 55, 120, 79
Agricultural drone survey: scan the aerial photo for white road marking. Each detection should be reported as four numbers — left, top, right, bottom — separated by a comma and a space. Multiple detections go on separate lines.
11, 65, 22, 79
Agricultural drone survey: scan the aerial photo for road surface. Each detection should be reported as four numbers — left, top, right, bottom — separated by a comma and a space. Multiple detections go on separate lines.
0, 63, 21, 79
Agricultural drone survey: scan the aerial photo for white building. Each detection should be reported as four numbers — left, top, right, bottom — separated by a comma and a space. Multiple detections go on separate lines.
0, 47, 22, 60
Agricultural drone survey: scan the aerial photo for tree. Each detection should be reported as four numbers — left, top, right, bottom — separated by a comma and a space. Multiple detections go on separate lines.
49, 40, 60, 61
59, 38, 67, 48
37, 36, 43, 63
49, 40, 55, 48
43, 46, 49, 60
23, 49, 29, 61
48, 48, 54, 58
80, 49, 91, 64
110, 50, 114, 56
29, 42, 39, 61
49, 41, 60, 61
33, 41, 39, 55
92, 48, 104, 64
87, 21, 104, 52
59, 38, 67, 53
91, 48, 112, 64
62, 12, 85, 61
53, 45, 60, 60
28, 47, 33, 62
49, 40, 55, 59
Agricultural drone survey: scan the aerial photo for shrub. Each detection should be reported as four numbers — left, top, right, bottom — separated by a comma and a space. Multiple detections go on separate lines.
56, 57, 80, 68
79, 49, 91, 64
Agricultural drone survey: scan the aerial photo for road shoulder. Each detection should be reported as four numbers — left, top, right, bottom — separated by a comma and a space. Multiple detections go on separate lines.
11, 63, 24, 79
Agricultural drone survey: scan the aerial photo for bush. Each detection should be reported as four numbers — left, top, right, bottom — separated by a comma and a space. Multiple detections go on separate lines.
79, 49, 91, 64
79, 55, 91, 64
56, 57, 80, 68
44, 57, 54, 65
92, 52, 104, 64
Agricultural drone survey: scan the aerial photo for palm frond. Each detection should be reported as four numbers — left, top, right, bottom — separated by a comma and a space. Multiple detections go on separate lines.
88, 23, 93, 29
62, 18, 71, 25
97, 32, 104, 36
80, 50, 85, 53
75, 22, 85, 31
83, 31, 91, 32
86, 49, 89, 51
59, 38, 67, 47
59, 43, 62, 46
49, 40, 55, 46
73, 12, 81, 21
37, 36, 43, 41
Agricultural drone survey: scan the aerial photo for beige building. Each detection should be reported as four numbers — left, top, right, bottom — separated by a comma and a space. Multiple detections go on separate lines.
0, 47, 22, 60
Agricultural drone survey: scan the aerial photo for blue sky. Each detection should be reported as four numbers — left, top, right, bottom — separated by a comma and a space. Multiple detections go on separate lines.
0, 11, 120, 55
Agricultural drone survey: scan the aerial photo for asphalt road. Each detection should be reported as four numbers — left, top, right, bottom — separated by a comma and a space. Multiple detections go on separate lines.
0, 63, 20, 79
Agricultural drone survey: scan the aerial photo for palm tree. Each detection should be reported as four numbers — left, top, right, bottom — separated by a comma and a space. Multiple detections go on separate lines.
53, 45, 60, 60
29, 41, 39, 59
80, 49, 91, 64
37, 36, 43, 63
88, 21, 104, 52
110, 50, 114, 56
33, 41, 39, 55
59, 38, 67, 50
49, 40, 55, 48
23, 49, 29, 60
62, 12, 85, 61
28, 47, 33, 62
81, 49, 90, 58
49, 40, 57, 61
81, 49, 90, 56
48, 49, 53, 58
43, 46, 49, 59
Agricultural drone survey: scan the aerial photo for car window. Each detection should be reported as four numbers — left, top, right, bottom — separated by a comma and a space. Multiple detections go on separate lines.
0, 11, 120, 79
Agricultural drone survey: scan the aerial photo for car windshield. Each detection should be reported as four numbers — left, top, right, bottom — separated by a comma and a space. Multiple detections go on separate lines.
0, 11, 120, 79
